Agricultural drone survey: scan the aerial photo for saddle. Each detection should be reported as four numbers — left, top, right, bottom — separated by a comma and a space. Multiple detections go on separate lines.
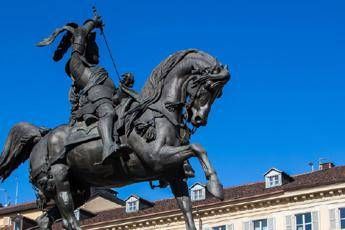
65, 121, 100, 148
66, 85, 139, 147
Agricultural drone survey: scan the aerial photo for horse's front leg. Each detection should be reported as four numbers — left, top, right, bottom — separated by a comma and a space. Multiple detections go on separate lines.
191, 143, 224, 200
155, 144, 223, 199
169, 177, 197, 230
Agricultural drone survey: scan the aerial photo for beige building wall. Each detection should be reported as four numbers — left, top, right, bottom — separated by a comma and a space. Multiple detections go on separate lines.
84, 183, 345, 230
0, 209, 42, 228
81, 196, 123, 213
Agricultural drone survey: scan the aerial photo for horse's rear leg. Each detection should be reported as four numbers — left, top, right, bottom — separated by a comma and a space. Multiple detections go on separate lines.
169, 177, 197, 230
50, 164, 80, 230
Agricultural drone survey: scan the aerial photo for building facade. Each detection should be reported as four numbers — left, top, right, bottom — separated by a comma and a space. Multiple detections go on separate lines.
0, 164, 345, 230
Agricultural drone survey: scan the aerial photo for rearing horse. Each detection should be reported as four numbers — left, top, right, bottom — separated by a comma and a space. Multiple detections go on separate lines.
0, 49, 230, 230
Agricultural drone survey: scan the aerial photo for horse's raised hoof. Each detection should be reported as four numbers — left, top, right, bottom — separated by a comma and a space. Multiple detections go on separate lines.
206, 177, 224, 200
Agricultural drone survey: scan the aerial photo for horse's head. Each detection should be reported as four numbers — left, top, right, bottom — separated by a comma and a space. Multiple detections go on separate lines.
185, 65, 230, 127
132, 49, 230, 132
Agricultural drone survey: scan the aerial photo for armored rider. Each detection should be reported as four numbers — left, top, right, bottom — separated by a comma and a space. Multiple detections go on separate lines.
38, 15, 124, 164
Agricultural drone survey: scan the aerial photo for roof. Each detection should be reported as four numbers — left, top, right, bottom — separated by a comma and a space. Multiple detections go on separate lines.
125, 195, 155, 207
263, 167, 283, 175
190, 182, 206, 189
80, 166, 345, 226
88, 188, 125, 206
0, 188, 124, 216
0, 201, 46, 216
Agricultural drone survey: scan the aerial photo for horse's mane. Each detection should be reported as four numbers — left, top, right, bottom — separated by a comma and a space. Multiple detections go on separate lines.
141, 49, 198, 104
125, 49, 218, 135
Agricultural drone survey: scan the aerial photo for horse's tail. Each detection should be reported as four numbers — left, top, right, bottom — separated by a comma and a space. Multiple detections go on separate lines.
0, 122, 50, 181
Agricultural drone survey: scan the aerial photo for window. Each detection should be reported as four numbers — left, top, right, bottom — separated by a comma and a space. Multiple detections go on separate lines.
264, 169, 285, 188
126, 200, 138, 213
254, 219, 268, 230
296, 213, 312, 230
74, 209, 80, 220
190, 184, 206, 201
268, 175, 280, 187
340, 208, 345, 230
13, 218, 22, 230
192, 189, 204, 201
212, 225, 226, 230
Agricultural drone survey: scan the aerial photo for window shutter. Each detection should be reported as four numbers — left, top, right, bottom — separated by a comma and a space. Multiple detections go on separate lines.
285, 215, 293, 230
226, 223, 234, 230
330, 209, 337, 230
243, 221, 252, 230
268, 217, 275, 230
312, 211, 319, 230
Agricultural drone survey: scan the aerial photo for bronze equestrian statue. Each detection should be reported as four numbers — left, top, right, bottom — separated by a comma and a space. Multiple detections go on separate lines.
0, 13, 230, 230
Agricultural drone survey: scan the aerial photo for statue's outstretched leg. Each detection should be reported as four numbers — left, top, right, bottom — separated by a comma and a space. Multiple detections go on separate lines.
191, 143, 223, 200
50, 164, 80, 230
155, 144, 223, 200
169, 177, 197, 230
36, 206, 61, 230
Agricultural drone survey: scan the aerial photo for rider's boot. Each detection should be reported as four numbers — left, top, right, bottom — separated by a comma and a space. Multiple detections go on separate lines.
97, 115, 130, 165
97, 113, 118, 164
95, 103, 131, 165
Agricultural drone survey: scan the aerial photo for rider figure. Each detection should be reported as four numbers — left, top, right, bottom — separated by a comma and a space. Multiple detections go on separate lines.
70, 17, 121, 164
38, 15, 124, 164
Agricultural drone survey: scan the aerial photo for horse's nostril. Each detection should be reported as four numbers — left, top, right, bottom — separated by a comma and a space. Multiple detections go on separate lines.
195, 116, 202, 123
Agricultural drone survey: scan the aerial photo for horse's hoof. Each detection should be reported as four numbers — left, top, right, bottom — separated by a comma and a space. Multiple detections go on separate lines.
206, 178, 224, 200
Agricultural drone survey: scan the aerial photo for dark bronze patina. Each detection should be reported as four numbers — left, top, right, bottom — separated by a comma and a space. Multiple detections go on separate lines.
0, 12, 230, 230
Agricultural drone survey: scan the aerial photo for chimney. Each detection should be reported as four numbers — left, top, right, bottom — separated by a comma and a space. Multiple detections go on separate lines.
319, 162, 335, 170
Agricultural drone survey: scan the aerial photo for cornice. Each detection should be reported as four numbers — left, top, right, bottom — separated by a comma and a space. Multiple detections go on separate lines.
83, 184, 345, 229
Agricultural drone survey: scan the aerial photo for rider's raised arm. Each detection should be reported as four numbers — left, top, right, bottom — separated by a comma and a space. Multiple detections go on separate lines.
82, 15, 103, 34
71, 16, 103, 55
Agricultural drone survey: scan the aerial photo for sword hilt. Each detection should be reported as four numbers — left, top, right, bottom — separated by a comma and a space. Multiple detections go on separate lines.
92, 6, 104, 32
92, 6, 99, 17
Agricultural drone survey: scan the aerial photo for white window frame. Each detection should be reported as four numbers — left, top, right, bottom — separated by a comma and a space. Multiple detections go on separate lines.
264, 169, 282, 188
295, 212, 312, 230
74, 209, 80, 220
192, 189, 203, 201
268, 175, 279, 187
13, 218, 22, 230
253, 219, 268, 230
190, 184, 206, 201
211, 225, 226, 230
126, 196, 139, 213
126, 200, 138, 212
340, 208, 345, 230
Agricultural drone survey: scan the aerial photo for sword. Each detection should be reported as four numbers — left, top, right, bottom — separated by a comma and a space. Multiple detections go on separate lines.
92, 6, 121, 81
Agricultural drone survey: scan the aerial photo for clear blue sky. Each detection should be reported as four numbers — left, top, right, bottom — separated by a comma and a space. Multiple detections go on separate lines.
0, 0, 344, 204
